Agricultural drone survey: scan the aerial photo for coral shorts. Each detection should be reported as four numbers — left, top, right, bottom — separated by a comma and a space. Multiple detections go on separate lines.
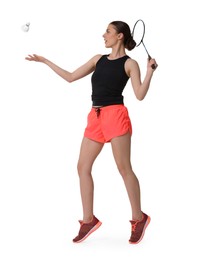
84, 104, 132, 143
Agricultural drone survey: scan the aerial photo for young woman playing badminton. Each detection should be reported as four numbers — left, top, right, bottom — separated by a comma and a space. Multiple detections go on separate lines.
26, 20, 158, 244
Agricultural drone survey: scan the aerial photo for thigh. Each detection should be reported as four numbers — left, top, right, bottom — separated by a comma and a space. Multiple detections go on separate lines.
78, 137, 104, 170
110, 132, 132, 169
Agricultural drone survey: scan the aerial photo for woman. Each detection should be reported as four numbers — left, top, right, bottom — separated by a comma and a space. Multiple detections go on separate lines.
26, 20, 158, 244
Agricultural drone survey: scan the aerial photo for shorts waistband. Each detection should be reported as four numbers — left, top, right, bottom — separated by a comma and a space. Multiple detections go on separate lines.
92, 104, 124, 110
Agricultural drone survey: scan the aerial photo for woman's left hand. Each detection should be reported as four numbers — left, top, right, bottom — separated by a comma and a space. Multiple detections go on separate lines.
148, 58, 158, 70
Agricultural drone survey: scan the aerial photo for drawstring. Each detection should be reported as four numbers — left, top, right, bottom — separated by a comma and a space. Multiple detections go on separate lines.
95, 107, 101, 118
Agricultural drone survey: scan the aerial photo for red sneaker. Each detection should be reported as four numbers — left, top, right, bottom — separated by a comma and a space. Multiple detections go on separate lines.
129, 212, 151, 244
73, 215, 102, 243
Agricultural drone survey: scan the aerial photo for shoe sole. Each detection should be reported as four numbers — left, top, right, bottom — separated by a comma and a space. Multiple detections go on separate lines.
129, 216, 151, 244
73, 221, 102, 243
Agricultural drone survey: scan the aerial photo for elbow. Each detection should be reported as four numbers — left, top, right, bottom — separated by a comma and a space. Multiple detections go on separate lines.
67, 73, 80, 83
66, 74, 75, 83
134, 89, 146, 101
63, 71, 74, 83
67, 78, 73, 83
136, 95, 145, 101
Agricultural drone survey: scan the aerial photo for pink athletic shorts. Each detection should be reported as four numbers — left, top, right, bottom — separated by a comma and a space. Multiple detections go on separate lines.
84, 104, 132, 143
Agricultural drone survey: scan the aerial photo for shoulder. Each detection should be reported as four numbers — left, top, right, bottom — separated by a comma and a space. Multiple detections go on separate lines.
91, 54, 103, 64
83, 54, 102, 70
125, 57, 139, 67
125, 57, 140, 77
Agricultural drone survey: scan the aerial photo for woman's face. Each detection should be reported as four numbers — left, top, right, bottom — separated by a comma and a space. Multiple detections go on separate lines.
103, 24, 120, 48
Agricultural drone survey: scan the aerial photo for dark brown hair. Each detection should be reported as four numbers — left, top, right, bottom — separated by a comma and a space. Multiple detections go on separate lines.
110, 21, 136, 51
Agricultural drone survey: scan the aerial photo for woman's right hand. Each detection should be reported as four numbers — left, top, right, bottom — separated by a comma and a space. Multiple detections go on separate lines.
25, 54, 47, 63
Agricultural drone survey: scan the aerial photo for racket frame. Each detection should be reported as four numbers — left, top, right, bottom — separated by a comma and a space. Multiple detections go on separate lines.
132, 19, 155, 69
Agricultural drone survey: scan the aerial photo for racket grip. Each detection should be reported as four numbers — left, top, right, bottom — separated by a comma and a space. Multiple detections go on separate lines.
148, 55, 156, 70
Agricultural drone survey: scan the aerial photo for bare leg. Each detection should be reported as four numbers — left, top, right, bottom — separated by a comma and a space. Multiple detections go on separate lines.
77, 137, 104, 222
111, 132, 142, 221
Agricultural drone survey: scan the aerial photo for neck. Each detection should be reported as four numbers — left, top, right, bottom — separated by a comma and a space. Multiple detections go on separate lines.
108, 46, 126, 60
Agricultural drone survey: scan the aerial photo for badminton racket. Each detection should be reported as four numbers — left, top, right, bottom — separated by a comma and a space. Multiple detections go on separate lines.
132, 19, 156, 69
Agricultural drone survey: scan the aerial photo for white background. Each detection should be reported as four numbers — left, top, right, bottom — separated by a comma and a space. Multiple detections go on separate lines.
0, 0, 201, 259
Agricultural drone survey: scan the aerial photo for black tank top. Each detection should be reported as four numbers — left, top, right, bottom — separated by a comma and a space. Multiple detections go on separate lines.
91, 54, 130, 106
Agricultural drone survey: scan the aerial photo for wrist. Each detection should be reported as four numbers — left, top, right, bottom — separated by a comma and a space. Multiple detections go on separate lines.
43, 58, 50, 64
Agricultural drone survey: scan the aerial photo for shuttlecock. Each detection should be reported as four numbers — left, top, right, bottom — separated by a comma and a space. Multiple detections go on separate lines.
21, 22, 30, 32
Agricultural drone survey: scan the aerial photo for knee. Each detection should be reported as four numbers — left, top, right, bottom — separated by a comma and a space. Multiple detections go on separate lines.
116, 162, 132, 179
77, 161, 83, 177
77, 160, 92, 177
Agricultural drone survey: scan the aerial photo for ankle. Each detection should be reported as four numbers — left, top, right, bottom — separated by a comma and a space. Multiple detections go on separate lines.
132, 212, 143, 222
83, 215, 94, 223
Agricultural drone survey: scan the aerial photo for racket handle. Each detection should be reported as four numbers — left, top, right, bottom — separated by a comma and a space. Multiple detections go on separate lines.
148, 55, 156, 70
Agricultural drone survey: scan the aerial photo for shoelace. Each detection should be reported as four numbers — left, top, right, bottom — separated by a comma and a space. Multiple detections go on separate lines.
131, 222, 138, 232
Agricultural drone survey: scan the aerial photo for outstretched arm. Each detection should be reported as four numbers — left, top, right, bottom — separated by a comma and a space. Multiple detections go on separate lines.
25, 54, 102, 83
126, 58, 158, 101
